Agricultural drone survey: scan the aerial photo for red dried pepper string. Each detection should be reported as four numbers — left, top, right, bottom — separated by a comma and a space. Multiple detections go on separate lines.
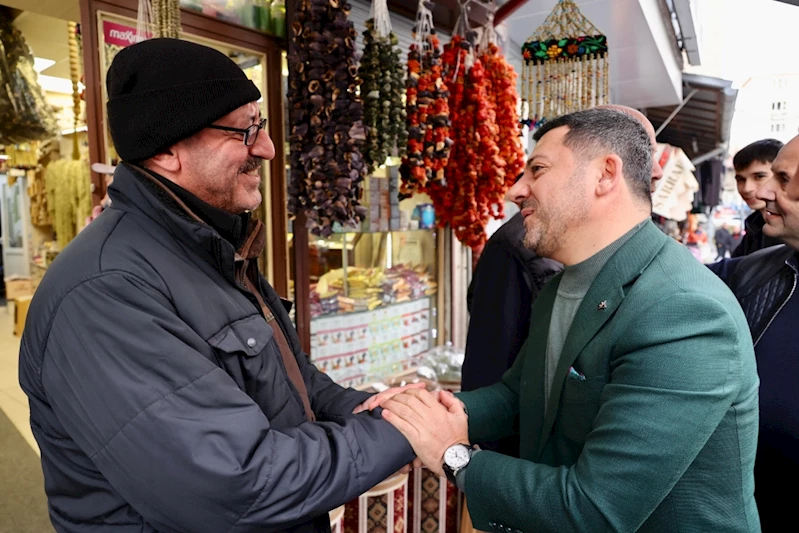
400, 32, 451, 198
436, 36, 505, 250
481, 43, 525, 191
428, 38, 465, 227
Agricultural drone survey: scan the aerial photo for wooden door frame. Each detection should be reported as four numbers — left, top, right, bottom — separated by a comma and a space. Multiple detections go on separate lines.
79, 0, 290, 296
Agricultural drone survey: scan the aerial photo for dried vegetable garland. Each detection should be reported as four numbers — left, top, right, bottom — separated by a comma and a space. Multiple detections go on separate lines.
481, 42, 525, 192
360, 19, 406, 173
0, 8, 58, 144
434, 34, 502, 250
399, 0, 451, 199
44, 159, 92, 248
287, 0, 367, 236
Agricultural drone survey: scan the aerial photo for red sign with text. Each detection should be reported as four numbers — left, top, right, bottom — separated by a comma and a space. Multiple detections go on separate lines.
103, 21, 150, 48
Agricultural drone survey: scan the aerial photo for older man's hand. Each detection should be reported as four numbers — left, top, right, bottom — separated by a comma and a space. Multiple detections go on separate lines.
351, 382, 427, 414
382, 389, 469, 477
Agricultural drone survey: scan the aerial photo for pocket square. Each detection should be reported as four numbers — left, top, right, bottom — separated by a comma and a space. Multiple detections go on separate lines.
568, 366, 586, 381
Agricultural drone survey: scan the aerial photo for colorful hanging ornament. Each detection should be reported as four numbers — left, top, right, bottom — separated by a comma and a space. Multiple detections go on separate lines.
520, 0, 609, 131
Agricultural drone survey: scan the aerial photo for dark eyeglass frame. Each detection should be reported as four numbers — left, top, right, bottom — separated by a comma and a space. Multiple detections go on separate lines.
207, 117, 267, 146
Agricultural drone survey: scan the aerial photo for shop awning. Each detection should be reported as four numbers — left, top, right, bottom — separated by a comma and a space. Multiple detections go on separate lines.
645, 73, 738, 164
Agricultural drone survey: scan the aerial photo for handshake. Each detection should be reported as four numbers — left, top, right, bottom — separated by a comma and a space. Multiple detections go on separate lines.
352, 383, 470, 478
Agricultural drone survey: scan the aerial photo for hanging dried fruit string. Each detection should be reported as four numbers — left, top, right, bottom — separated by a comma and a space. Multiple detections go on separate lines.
359, 0, 406, 173
432, 0, 503, 250
478, 9, 525, 198
287, 0, 368, 237
399, 0, 451, 199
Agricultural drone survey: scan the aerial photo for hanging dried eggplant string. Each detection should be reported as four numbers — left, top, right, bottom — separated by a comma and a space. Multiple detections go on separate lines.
360, 20, 383, 172
399, 0, 450, 199
287, 0, 367, 236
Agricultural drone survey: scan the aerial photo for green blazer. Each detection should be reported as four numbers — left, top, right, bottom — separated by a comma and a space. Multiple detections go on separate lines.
459, 221, 760, 533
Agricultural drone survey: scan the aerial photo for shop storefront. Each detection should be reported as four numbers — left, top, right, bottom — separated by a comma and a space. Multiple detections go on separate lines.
0, 3, 91, 333
0, 0, 708, 533
2, 0, 473, 530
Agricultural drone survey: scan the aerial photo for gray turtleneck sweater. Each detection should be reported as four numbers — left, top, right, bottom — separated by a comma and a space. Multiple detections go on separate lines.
544, 220, 648, 410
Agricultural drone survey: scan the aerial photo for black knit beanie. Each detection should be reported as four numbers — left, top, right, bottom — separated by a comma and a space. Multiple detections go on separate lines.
106, 38, 261, 162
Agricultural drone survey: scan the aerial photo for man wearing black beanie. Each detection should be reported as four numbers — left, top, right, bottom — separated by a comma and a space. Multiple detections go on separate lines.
19, 38, 417, 533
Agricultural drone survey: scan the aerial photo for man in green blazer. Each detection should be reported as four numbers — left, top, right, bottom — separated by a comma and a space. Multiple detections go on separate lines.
375, 108, 761, 532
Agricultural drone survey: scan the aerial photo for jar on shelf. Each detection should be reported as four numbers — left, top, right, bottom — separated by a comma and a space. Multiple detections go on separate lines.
270, 0, 286, 38
254, 0, 272, 34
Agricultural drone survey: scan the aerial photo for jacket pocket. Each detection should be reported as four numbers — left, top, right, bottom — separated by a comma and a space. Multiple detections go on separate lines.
561, 375, 606, 404
207, 315, 296, 422
560, 376, 607, 445
207, 314, 273, 357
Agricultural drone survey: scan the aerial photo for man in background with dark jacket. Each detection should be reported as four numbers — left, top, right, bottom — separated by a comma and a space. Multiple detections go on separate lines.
19, 39, 416, 533
709, 134, 799, 531
731, 139, 783, 257
461, 202, 562, 456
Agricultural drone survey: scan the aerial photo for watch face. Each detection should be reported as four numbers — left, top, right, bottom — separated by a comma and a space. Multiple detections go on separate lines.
444, 444, 471, 470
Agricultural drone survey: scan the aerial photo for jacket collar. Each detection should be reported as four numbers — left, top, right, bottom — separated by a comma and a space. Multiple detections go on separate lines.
745, 210, 765, 235
148, 172, 251, 251
107, 163, 263, 283
534, 220, 668, 457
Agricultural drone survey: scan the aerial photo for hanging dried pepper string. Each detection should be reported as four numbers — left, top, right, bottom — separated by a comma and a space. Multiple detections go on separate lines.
427, 35, 467, 227
399, 12, 451, 199
481, 42, 525, 193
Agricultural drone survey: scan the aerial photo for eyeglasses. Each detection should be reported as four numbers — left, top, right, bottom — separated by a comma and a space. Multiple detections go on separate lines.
207, 117, 267, 147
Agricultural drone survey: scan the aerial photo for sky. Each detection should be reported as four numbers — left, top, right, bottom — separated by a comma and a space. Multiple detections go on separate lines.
685, 0, 799, 87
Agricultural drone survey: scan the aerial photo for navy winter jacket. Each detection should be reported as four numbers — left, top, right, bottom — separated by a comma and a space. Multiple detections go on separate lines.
19, 163, 413, 532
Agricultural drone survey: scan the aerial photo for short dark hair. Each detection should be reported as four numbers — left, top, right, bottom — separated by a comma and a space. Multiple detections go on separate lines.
533, 108, 653, 203
733, 139, 784, 172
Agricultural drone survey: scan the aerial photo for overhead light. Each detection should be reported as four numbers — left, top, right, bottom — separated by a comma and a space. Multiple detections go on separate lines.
33, 57, 56, 73
37, 75, 85, 95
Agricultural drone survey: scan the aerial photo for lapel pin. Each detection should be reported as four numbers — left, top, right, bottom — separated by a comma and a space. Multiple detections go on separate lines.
598, 300, 607, 310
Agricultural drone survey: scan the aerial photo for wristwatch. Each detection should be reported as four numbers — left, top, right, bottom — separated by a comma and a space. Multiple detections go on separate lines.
442, 443, 477, 485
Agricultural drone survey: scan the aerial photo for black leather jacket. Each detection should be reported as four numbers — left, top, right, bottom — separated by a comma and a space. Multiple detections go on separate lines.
709, 244, 798, 345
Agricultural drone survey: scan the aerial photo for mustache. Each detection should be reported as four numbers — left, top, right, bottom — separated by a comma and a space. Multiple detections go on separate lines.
521, 198, 538, 210
239, 157, 262, 174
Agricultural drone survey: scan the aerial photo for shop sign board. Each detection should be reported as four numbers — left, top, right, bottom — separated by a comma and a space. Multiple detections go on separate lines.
103, 21, 150, 48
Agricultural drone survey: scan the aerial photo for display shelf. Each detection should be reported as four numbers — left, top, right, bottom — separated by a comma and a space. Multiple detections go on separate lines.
309, 298, 433, 389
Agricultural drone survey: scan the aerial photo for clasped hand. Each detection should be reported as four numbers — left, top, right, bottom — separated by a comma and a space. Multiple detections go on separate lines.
356, 386, 469, 477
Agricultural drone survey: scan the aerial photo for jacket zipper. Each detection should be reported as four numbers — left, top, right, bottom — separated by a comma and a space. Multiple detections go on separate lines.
754, 264, 797, 347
